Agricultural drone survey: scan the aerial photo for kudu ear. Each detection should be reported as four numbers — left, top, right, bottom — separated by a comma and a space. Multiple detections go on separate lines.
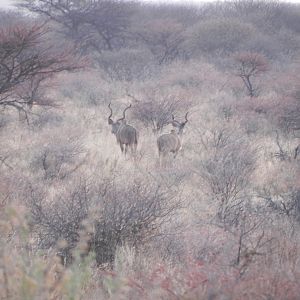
172, 121, 181, 128
170, 114, 179, 127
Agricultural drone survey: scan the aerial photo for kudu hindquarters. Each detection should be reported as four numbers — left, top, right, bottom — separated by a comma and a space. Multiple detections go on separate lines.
107, 103, 138, 155
157, 112, 189, 166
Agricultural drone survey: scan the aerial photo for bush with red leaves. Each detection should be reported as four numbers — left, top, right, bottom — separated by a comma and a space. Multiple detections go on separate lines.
234, 52, 269, 97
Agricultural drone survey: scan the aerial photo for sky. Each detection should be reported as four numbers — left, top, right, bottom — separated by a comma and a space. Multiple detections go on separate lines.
0, 0, 14, 9
0, 0, 299, 10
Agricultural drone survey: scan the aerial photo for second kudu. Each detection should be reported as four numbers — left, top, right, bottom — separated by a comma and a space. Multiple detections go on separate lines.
157, 112, 189, 166
108, 103, 138, 155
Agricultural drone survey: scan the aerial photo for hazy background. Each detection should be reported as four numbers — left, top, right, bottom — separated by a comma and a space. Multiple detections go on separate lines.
1, 0, 300, 10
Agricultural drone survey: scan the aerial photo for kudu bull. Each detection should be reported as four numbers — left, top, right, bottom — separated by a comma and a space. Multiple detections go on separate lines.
157, 112, 189, 166
108, 103, 138, 156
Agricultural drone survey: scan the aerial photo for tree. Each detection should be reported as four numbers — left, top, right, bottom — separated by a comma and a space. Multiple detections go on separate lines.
135, 18, 185, 65
185, 19, 256, 57
0, 22, 83, 117
19, 0, 136, 52
82, 0, 136, 51
233, 52, 268, 97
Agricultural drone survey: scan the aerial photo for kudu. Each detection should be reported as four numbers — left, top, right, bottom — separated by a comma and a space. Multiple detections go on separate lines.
108, 103, 138, 156
157, 112, 189, 166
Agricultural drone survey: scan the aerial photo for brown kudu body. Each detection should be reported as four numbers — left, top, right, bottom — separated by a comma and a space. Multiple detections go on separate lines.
157, 112, 189, 166
108, 103, 138, 156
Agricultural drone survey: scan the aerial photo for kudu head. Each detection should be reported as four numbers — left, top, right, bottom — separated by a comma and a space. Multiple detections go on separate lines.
171, 112, 189, 135
108, 103, 132, 135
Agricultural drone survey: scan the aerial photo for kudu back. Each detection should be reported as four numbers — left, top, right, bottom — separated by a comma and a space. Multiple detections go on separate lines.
108, 103, 138, 155
157, 112, 189, 166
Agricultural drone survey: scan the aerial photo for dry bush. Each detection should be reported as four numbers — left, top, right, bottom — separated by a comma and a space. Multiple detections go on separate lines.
261, 187, 300, 225
241, 32, 280, 58
92, 174, 181, 265
158, 60, 230, 98
265, 82, 300, 159
1, 1, 300, 299
30, 136, 86, 180
129, 88, 191, 134
195, 125, 256, 227
57, 71, 110, 107
30, 110, 64, 129
270, 130, 299, 162
0, 201, 93, 299
134, 18, 185, 65
185, 18, 257, 57
233, 52, 269, 97
27, 171, 182, 266
27, 181, 91, 265
258, 158, 300, 227
88, 237, 300, 300
277, 93, 300, 135
95, 48, 157, 82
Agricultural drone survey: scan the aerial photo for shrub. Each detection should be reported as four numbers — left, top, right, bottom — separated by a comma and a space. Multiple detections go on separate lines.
135, 18, 185, 65
27, 172, 181, 266
129, 89, 190, 134
195, 126, 256, 227
185, 18, 257, 57
233, 52, 269, 97
31, 136, 86, 180
95, 47, 157, 82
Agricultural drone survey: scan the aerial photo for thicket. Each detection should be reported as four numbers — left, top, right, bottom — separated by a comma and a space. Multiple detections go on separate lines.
0, 0, 300, 299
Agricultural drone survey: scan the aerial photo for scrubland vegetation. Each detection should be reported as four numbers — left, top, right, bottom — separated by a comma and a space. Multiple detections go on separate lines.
0, 0, 300, 299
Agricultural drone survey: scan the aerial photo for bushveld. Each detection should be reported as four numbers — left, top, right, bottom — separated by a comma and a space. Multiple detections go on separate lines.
0, 0, 300, 299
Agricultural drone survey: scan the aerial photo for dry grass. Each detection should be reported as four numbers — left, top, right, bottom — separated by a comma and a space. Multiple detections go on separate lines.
1, 6, 300, 298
